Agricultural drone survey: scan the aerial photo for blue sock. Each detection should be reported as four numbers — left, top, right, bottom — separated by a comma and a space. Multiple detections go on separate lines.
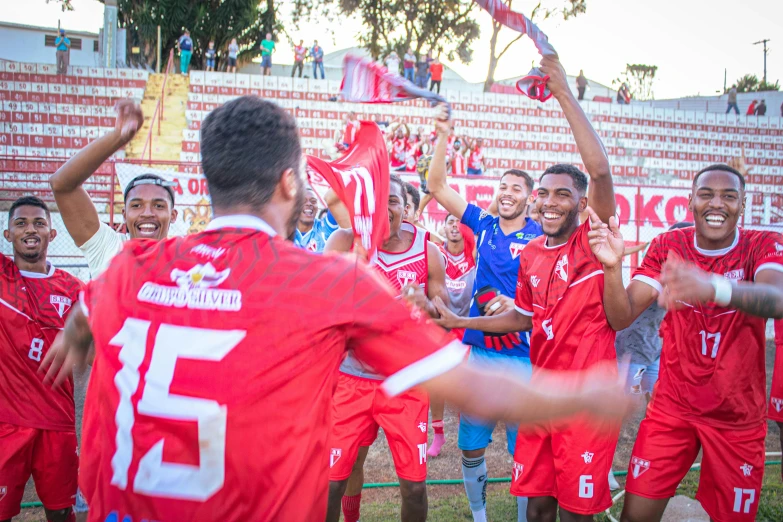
517, 495, 528, 521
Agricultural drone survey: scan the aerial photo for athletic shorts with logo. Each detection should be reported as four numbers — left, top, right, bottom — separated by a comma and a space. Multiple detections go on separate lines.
510, 413, 619, 515
0, 423, 78, 519
626, 407, 765, 522
329, 373, 429, 482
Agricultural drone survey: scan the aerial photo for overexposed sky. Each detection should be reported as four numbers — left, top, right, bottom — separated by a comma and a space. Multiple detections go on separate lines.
3, 0, 781, 99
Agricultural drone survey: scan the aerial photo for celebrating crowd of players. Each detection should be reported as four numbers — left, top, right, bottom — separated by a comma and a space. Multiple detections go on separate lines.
0, 51, 782, 522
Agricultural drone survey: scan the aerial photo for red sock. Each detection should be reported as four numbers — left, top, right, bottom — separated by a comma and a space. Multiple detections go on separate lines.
432, 420, 445, 435
342, 493, 361, 522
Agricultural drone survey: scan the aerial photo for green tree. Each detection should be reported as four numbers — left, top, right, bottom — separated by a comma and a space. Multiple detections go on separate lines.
732, 74, 780, 93
100, 0, 280, 71
614, 63, 658, 101
483, 0, 587, 92
293, 0, 480, 64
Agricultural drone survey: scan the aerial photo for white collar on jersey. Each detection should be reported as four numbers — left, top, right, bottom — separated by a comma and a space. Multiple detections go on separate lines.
206, 215, 277, 237
19, 262, 55, 279
694, 227, 739, 257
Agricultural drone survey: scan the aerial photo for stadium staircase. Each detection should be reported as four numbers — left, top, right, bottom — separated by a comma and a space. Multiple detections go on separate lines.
124, 73, 189, 162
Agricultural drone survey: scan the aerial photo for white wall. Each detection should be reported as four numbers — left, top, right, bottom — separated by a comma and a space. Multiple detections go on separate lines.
0, 24, 100, 67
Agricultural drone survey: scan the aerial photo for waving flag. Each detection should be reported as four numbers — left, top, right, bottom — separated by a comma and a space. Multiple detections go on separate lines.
341, 54, 449, 111
307, 122, 390, 260
473, 0, 558, 102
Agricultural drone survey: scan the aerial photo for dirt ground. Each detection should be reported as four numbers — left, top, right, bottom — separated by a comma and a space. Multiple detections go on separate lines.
16, 341, 783, 520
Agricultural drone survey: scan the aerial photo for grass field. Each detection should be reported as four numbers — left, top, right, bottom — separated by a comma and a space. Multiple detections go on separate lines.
15, 342, 783, 521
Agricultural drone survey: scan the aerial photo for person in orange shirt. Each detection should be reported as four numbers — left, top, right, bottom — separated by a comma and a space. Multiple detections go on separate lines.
429, 57, 444, 94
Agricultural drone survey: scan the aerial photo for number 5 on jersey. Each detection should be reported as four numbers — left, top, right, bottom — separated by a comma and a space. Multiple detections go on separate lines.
110, 318, 246, 501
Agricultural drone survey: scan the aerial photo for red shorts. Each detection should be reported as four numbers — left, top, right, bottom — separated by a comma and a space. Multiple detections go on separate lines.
0, 422, 78, 519
329, 373, 429, 482
510, 415, 619, 515
625, 408, 766, 522
768, 320, 783, 422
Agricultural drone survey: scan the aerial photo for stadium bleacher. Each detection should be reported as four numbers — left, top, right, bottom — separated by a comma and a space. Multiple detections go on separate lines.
181, 71, 783, 194
0, 60, 148, 158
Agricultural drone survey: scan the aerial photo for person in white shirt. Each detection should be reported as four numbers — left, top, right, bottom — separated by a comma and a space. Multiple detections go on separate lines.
384, 51, 400, 75
50, 100, 178, 278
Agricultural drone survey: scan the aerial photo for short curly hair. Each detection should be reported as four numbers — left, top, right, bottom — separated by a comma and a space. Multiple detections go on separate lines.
200, 96, 302, 210
539, 164, 589, 195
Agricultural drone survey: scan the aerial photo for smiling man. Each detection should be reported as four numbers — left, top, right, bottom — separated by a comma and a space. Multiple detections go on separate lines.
50, 100, 177, 277
0, 196, 83, 522
432, 52, 621, 522
293, 186, 348, 253
587, 163, 783, 522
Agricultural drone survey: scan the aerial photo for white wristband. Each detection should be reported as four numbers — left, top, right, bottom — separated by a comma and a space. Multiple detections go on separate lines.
711, 275, 733, 306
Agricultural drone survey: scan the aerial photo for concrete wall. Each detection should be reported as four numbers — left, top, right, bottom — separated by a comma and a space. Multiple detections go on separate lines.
0, 23, 100, 67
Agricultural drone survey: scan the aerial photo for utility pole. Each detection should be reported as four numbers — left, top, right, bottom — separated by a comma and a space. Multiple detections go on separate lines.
753, 39, 770, 84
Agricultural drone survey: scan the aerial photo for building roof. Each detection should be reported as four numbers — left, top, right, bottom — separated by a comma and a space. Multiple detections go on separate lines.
0, 20, 98, 39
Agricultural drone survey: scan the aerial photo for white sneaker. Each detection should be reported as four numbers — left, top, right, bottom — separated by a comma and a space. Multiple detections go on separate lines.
608, 469, 621, 491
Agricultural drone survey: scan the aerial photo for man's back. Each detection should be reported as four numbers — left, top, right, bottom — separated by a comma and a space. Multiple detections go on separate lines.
78, 216, 457, 521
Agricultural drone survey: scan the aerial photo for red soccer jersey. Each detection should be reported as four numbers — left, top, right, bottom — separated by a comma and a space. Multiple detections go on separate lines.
514, 221, 616, 371
391, 137, 408, 167
633, 227, 783, 429
374, 222, 429, 294
77, 215, 462, 522
451, 152, 466, 177
468, 147, 484, 170
0, 256, 83, 431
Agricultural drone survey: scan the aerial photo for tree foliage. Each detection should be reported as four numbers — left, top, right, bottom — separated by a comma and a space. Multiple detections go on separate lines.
732, 74, 780, 93
292, 0, 480, 63
483, 1, 587, 92
99, 0, 279, 70
614, 63, 657, 101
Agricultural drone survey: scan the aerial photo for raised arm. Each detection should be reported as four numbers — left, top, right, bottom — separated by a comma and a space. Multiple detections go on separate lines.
586, 207, 658, 330
540, 55, 615, 223
49, 99, 143, 246
324, 188, 351, 229
428, 105, 468, 219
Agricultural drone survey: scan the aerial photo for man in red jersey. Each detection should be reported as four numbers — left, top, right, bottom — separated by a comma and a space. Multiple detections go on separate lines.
41, 96, 629, 522
434, 54, 620, 522
0, 196, 83, 522
324, 174, 447, 522
769, 320, 783, 463
586, 163, 783, 522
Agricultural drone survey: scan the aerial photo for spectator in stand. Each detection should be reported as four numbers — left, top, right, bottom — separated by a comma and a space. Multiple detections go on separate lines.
55, 29, 71, 75
725, 86, 739, 114
429, 56, 444, 94
311, 40, 325, 79
466, 137, 485, 175
576, 69, 588, 100
386, 120, 410, 171
451, 138, 467, 176
403, 47, 416, 82
292, 39, 308, 77
755, 99, 767, 116
617, 82, 631, 105
384, 50, 400, 75
342, 111, 359, 149
205, 41, 217, 72
260, 33, 275, 76
227, 38, 239, 73
414, 54, 429, 89
746, 99, 758, 116
177, 29, 193, 75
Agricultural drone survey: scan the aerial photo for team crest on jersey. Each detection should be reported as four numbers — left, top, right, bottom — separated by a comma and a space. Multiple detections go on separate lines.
0, 486, 6, 501
530, 275, 540, 288
49, 295, 72, 318
513, 462, 524, 482
397, 270, 418, 287
330, 449, 342, 468
772, 397, 783, 413
740, 463, 753, 477
509, 242, 526, 259
630, 456, 650, 478
581, 451, 594, 464
723, 269, 745, 280
306, 239, 319, 252
555, 255, 568, 282
171, 263, 230, 289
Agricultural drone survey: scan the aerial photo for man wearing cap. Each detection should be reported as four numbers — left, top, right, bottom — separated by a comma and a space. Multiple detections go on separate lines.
50, 100, 178, 277
55, 29, 70, 75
